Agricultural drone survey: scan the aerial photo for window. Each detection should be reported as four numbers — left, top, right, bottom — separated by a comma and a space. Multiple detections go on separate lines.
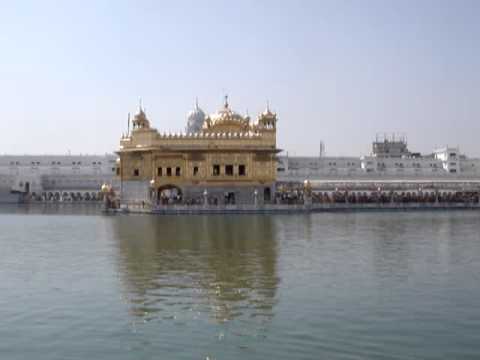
193, 166, 199, 176
225, 164, 234, 176
213, 164, 220, 176
239, 164, 246, 176
166, 167, 172, 176
175, 167, 181, 176
158, 167, 163, 176
133, 169, 139, 176
450, 169, 457, 173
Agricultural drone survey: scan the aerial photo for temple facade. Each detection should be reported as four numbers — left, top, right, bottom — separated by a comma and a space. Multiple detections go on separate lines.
116, 97, 279, 205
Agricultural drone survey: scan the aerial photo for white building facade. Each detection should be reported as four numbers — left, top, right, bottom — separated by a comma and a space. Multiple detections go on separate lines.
277, 139, 480, 182
0, 154, 117, 202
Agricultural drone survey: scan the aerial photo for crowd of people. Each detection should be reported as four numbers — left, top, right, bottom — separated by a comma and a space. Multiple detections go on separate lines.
30, 191, 103, 202
276, 190, 480, 205
149, 186, 480, 207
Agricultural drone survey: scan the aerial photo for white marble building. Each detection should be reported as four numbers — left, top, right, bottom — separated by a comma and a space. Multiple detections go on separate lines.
277, 139, 480, 182
0, 154, 117, 202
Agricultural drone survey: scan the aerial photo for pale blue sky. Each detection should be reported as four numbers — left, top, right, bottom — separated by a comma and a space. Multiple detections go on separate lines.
1, 0, 479, 156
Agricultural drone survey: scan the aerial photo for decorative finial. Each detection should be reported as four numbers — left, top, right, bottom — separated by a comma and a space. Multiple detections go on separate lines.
224, 94, 229, 108
138, 97, 143, 112
195, 97, 199, 110
127, 112, 130, 135
266, 99, 270, 112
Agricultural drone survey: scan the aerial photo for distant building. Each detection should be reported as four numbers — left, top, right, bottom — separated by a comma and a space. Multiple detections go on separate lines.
277, 137, 480, 181
371, 134, 410, 158
0, 154, 117, 202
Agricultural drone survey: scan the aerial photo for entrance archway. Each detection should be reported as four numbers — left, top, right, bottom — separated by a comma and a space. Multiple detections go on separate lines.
156, 185, 183, 205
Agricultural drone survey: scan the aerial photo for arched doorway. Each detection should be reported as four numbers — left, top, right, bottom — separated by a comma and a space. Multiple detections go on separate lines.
156, 185, 183, 205
264, 187, 271, 203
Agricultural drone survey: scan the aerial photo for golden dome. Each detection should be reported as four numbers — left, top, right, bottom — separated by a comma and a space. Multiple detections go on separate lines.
101, 183, 111, 193
203, 95, 250, 132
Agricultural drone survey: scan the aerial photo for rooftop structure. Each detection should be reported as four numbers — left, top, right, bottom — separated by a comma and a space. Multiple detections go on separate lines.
372, 133, 410, 158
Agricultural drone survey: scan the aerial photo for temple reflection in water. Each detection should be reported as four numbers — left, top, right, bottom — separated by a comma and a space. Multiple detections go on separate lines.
107, 215, 279, 323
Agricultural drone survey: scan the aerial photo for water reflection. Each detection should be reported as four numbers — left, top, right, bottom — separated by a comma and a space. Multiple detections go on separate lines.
0, 203, 103, 215
108, 215, 279, 323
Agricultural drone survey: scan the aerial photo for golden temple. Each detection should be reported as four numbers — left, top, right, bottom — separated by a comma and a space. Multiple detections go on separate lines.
116, 96, 279, 205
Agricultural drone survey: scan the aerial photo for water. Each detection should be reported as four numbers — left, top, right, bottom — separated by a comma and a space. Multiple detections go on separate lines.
1, 206, 480, 359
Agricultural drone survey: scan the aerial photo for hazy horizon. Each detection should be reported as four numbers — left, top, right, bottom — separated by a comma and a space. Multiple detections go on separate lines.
1, 0, 479, 157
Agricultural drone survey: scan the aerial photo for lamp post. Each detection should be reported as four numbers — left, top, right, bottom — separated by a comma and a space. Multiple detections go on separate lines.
254, 189, 258, 207
203, 189, 208, 207
117, 158, 122, 204
304, 180, 312, 206
101, 183, 112, 210
150, 179, 155, 205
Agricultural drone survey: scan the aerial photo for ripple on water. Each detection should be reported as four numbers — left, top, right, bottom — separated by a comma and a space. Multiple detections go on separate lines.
1, 211, 480, 359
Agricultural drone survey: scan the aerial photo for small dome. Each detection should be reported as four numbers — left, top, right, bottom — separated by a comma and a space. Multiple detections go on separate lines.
132, 108, 150, 129
186, 99, 206, 133
260, 102, 276, 118
256, 101, 277, 130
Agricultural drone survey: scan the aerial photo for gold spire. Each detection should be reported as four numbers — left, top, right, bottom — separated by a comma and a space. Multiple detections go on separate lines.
224, 94, 229, 109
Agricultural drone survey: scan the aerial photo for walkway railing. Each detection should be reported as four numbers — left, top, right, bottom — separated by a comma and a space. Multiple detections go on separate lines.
117, 202, 480, 214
